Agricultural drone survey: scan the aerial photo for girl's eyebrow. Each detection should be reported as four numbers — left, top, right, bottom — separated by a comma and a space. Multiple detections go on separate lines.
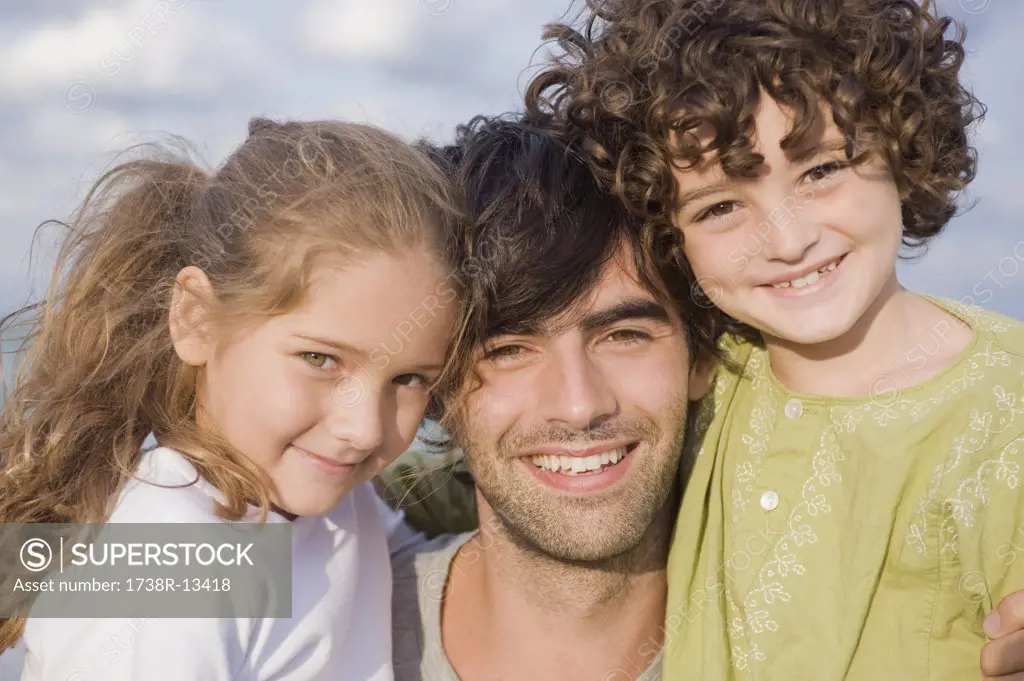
293, 333, 368, 357
294, 334, 444, 372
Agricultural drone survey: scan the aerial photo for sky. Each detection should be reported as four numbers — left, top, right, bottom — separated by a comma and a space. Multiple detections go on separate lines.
0, 0, 1021, 323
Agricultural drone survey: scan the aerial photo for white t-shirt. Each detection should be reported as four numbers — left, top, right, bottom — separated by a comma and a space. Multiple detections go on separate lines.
18, 446, 419, 681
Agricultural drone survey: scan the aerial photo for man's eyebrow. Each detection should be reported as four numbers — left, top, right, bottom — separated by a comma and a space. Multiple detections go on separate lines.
578, 298, 671, 334
488, 320, 543, 339
483, 298, 672, 343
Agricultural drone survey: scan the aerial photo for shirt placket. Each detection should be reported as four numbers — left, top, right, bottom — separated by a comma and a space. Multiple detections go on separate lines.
725, 392, 826, 663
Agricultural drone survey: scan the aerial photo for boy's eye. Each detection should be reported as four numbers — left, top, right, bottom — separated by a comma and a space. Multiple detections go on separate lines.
804, 160, 847, 183
694, 200, 739, 222
299, 352, 337, 370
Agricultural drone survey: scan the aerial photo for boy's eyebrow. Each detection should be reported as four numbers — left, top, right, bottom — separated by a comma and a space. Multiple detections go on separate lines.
578, 298, 672, 334
789, 137, 850, 164
677, 138, 852, 209
677, 180, 732, 210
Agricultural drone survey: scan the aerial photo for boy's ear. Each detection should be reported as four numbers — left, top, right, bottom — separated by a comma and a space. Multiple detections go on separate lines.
688, 347, 716, 401
169, 266, 216, 367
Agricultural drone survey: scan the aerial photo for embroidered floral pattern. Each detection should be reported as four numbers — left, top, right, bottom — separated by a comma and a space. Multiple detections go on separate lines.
718, 302, 1024, 675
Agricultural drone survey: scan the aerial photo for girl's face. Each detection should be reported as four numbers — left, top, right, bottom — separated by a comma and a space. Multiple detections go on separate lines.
199, 249, 456, 516
673, 95, 904, 347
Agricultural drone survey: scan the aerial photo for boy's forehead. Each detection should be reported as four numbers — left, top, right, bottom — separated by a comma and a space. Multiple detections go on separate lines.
673, 96, 849, 179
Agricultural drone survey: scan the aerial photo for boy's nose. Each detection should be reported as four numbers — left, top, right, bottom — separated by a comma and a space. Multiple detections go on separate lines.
761, 213, 821, 264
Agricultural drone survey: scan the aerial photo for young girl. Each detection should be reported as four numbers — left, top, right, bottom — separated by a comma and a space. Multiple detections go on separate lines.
0, 117, 463, 679
524, 0, 1024, 678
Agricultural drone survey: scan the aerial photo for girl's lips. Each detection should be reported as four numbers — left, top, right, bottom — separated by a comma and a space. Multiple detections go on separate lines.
293, 446, 360, 478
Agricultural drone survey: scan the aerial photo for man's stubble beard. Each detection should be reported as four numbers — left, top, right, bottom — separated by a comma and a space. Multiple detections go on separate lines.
464, 395, 689, 567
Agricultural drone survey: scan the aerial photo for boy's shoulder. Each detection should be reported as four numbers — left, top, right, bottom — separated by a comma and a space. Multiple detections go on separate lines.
957, 300, 1024, 358
934, 298, 1024, 447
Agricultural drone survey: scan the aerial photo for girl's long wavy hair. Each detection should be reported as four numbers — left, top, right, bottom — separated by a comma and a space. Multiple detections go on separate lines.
0, 118, 464, 650
526, 0, 985, 341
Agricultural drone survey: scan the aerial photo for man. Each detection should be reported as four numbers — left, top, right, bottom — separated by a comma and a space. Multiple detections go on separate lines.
381, 116, 715, 681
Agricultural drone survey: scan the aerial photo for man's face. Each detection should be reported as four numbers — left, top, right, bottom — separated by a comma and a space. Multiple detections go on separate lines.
458, 249, 693, 562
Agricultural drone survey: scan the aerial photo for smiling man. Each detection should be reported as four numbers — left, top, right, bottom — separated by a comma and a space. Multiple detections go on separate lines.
381, 117, 715, 681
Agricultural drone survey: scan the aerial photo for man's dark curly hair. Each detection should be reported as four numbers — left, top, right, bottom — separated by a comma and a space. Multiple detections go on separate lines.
525, 0, 986, 255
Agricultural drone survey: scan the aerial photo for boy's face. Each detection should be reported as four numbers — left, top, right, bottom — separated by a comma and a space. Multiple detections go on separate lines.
673, 95, 904, 346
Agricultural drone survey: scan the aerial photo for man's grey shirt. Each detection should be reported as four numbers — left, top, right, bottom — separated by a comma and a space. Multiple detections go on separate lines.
391, 531, 664, 681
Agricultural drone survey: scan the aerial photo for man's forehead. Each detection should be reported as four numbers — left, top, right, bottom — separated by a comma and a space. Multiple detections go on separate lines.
494, 270, 671, 340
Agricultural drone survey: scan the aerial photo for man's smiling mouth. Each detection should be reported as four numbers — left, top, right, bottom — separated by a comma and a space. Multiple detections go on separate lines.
528, 443, 638, 476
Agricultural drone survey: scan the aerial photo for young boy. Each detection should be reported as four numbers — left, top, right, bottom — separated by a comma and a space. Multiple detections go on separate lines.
525, 0, 1024, 678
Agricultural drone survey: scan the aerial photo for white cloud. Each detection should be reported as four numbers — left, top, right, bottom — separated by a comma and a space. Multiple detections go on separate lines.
302, 0, 420, 60
0, 10, 126, 93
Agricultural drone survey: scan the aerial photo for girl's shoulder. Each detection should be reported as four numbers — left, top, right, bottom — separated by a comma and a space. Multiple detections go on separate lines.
108, 447, 223, 523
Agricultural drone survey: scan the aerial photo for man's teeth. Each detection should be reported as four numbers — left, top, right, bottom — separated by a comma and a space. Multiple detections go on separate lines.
530, 446, 628, 475
772, 259, 840, 289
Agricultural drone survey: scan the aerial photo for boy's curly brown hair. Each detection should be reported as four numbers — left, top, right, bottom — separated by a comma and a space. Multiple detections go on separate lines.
526, 0, 985, 256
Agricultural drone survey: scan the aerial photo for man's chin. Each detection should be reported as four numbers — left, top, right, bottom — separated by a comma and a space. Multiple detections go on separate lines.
486, 488, 659, 563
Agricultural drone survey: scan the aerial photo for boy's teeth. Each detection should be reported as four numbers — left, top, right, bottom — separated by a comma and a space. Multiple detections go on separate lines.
772, 258, 839, 289
530, 446, 628, 475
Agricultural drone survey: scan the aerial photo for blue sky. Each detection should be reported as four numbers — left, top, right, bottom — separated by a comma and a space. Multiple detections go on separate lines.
0, 0, 1020, 321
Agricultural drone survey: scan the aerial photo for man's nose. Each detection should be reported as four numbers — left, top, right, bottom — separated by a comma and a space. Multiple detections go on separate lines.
535, 343, 618, 430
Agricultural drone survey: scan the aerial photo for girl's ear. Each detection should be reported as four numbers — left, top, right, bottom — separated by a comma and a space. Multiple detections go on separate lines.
688, 347, 716, 401
169, 266, 216, 367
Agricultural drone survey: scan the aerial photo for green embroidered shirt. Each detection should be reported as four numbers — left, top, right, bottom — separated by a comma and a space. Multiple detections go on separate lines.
664, 298, 1024, 680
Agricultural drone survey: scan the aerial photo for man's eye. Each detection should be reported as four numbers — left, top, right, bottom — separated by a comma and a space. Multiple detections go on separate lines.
694, 201, 738, 222
299, 352, 337, 370
606, 329, 651, 345
484, 345, 525, 361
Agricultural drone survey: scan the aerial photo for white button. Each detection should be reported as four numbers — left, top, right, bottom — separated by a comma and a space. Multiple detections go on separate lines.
760, 490, 779, 511
784, 399, 803, 420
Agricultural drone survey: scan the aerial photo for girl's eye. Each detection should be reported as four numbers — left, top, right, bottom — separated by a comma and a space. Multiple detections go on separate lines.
299, 352, 337, 370
804, 160, 847, 184
394, 373, 429, 388
694, 200, 739, 222
606, 329, 651, 346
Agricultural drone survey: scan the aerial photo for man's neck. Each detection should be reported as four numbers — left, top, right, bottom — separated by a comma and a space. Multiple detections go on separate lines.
441, 501, 673, 681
